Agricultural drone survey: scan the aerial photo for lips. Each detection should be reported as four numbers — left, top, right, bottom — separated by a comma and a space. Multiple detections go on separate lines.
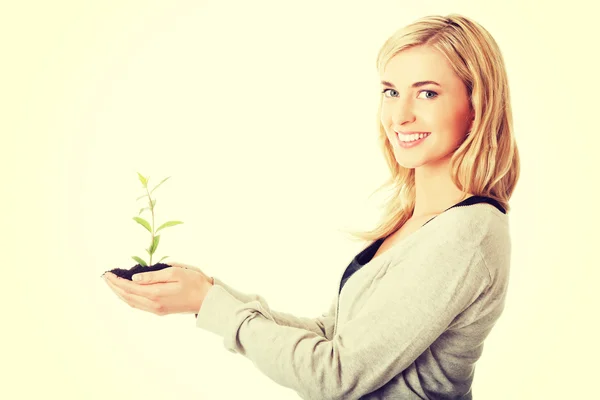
396, 131, 431, 142
395, 131, 431, 148
394, 131, 431, 135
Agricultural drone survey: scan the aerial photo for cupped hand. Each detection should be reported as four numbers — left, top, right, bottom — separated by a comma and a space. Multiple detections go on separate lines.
103, 262, 214, 316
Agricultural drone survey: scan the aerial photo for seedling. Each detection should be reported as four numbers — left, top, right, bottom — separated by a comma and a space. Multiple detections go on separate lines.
102, 172, 183, 280
132, 172, 183, 267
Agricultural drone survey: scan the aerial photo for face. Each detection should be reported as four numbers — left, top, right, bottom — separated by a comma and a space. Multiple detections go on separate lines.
379, 45, 474, 170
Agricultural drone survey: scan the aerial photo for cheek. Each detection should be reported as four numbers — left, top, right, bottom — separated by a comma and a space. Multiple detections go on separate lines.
380, 106, 390, 125
380, 109, 394, 136
431, 105, 470, 140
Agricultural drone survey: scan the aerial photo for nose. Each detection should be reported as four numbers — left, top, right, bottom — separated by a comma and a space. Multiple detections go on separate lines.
391, 98, 416, 126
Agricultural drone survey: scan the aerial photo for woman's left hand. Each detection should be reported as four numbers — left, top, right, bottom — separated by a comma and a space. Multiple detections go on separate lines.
103, 263, 213, 316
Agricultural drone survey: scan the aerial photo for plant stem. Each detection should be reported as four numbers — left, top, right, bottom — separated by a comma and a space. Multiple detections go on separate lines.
146, 185, 155, 266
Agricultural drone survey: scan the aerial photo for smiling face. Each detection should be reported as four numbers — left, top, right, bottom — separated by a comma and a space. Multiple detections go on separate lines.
379, 45, 474, 170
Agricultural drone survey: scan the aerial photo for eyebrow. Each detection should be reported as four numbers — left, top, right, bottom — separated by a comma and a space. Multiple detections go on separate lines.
380, 80, 442, 88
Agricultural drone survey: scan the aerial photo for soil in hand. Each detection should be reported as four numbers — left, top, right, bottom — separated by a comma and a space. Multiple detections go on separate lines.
102, 263, 172, 281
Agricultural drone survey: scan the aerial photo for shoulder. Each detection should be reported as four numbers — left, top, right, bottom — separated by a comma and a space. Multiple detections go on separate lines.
441, 203, 512, 285
437, 202, 509, 241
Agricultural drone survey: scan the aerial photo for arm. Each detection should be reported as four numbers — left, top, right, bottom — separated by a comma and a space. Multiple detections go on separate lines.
195, 250, 491, 400
197, 276, 337, 340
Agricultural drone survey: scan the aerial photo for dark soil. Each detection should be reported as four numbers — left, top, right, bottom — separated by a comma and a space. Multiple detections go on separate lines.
101, 262, 172, 281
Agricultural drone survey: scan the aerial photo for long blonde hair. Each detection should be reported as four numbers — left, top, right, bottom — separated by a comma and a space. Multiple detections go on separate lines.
345, 14, 520, 243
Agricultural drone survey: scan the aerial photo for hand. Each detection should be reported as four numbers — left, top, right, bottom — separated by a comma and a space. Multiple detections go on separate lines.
103, 262, 214, 316
167, 261, 215, 286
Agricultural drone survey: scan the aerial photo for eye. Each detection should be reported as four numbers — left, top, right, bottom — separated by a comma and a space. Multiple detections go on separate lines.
381, 88, 398, 98
417, 90, 438, 99
381, 88, 438, 99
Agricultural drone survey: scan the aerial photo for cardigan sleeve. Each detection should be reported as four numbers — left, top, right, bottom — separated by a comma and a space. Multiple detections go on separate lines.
195, 276, 336, 340
195, 250, 491, 400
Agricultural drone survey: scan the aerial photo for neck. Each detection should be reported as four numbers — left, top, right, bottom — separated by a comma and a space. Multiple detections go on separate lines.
412, 157, 471, 218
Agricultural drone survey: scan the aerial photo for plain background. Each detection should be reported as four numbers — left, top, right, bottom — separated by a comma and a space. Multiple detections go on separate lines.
2, 1, 598, 399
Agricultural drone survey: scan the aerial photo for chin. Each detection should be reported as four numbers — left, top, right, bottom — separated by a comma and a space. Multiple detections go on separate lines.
394, 158, 427, 170
392, 150, 429, 169
394, 147, 454, 171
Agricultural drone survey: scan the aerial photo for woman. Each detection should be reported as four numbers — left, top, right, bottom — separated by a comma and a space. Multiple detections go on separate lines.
104, 13, 520, 399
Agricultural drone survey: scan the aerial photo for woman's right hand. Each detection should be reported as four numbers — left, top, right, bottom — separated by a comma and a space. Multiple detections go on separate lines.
168, 261, 214, 285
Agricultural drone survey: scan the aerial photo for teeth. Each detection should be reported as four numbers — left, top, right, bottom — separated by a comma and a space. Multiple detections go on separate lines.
398, 132, 430, 142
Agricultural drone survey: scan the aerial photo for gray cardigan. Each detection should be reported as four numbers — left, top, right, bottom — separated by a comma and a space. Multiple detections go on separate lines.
196, 199, 511, 399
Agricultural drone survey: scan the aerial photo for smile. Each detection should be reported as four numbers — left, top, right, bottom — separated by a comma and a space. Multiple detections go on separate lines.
396, 132, 431, 148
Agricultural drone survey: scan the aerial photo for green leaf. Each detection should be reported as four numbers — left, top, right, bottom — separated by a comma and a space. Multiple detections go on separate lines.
137, 172, 148, 187
150, 176, 170, 195
145, 248, 151, 255
132, 217, 152, 233
151, 198, 156, 208
132, 256, 148, 266
138, 207, 150, 216
149, 235, 161, 255
158, 255, 169, 263
136, 194, 147, 201
156, 220, 184, 233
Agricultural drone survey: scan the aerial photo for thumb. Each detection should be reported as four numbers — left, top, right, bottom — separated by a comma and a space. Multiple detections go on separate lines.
168, 261, 213, 284
169, 261, 203, 273
132, 267, 176, 284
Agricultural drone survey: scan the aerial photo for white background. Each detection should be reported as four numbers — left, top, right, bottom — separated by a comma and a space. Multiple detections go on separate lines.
2, 0, 598, 399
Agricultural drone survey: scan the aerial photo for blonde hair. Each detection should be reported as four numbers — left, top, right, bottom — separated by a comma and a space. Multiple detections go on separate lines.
345, 14, 520, 243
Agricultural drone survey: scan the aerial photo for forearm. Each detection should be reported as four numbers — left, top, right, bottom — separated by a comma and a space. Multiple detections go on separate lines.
195, 276, 336, 339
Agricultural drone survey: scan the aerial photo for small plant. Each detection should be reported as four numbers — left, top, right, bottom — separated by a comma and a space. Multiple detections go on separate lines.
132, 172, 183, 267
102, 172, 183, 280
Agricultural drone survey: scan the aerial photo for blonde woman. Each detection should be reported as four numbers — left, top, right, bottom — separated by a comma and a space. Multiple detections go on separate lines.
104, 13, 520, 400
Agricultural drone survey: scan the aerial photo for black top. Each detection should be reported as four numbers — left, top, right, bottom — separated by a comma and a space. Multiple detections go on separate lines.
339, 196, 505, 294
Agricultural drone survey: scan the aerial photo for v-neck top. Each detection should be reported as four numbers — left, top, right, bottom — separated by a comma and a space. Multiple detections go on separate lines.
340, 195, 505, 294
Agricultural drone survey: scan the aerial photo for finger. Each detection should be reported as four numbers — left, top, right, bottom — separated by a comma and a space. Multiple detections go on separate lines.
104, 276, 161, 314
132, 267, 179, 284
169, 261, 202, 272
105, 272, 165, 299
169, 262, 212, 283
103, 276, 129, 304
170, 262, 214, 285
